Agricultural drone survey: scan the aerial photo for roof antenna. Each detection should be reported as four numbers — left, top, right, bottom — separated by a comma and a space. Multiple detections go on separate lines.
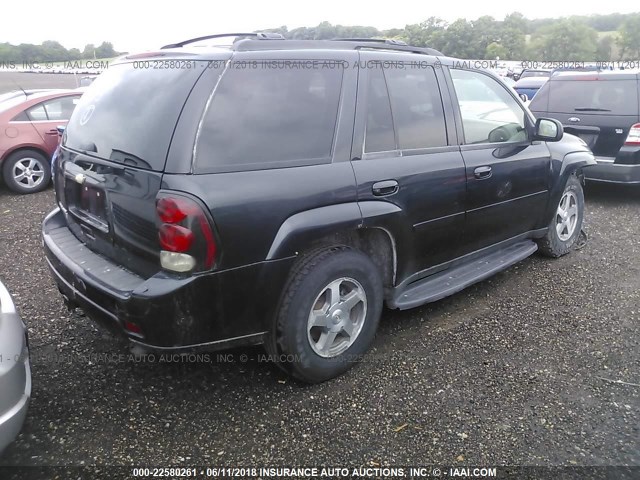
11, 78, 28, 96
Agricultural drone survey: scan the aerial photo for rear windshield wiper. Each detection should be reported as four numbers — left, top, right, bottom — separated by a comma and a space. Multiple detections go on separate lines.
574, 107, 611, 112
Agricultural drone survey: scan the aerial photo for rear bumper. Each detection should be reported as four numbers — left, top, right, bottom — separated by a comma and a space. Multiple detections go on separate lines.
43, 208, 294, 351
585, 156, 640, 184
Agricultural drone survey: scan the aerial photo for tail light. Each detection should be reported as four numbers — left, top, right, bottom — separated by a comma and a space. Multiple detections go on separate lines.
156, 194, 217, 273
624, 123, 640, 146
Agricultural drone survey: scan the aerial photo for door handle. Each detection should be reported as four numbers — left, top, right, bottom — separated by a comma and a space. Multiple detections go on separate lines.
474, 166, 492, 180
46, 129, 59, 135
372, 180, 399, 196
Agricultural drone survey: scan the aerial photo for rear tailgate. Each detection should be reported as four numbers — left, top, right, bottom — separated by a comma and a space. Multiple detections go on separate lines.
535, 76, 639, 159
54, 58, 218, 277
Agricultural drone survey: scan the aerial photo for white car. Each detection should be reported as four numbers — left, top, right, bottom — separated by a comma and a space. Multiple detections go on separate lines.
0, 280, 31, 455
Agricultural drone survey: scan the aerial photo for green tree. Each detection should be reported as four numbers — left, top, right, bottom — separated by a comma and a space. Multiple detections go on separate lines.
471, 16, 499, 58
499, 12, 527, 59
17, 44, 40, 62
82, 44, 96, 59
528, 20, 598, 60
400, 17, 447, 49
41, 40, 69, 61
596, 35, 615, 61
440, 19, 477, 58
68, 48, 82, 60
617, 15, 640, 59
485, 42, 508, 59
94, 41, 117, 58
260, 26, 289, 36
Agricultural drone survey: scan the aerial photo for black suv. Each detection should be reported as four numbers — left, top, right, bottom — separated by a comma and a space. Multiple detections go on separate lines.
42, 34, 595, 382
530, 71, 640, 184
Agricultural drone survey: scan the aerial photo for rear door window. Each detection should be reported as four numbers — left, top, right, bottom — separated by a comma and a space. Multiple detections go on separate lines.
195, 65, 343, 172
547, 79, 638, 115
384, 66, 447, 150
364, 68, 396, 153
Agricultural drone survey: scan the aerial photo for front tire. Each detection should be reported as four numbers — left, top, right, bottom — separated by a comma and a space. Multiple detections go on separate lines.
267, 246, 383, 383
2, 150, 51, 194
537, 174, 584, 257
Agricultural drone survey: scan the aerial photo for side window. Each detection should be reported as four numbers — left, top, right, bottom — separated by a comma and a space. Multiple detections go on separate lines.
384, 66, 448, 150
26, 104, 47, 121
364, 68, 395, 153
11, 111, 29, 122
196, 65, 343, 172
24, 96, 80, 122
43, 96, 80, 121
450, 69, 528, 145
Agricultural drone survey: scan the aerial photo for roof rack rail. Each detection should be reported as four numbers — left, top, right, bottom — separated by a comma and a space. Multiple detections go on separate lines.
230, 38, 444, 56
331, 38, 408, 46
161, 32, 284, 49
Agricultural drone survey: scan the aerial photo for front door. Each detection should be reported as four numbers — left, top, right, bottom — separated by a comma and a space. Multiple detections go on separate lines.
448, 68, 551, 254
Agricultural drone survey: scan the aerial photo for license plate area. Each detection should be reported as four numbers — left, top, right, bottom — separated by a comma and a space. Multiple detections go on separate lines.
65, 179, 109, 233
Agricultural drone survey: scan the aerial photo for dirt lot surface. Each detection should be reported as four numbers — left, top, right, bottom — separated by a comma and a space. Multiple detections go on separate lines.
0, 183, 638, 478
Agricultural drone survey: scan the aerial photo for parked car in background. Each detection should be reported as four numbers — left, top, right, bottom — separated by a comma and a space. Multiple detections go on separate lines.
530, 71, 640, 184
513, 68, 551, 82
0, 89, 82, 194
514, 76, 549, 101
78, 75, 97, 87
43, 35, 594, 383
0, 279, 31, 455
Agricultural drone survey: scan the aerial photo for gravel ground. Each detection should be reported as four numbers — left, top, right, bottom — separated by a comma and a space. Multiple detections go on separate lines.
0, 182, 638, 473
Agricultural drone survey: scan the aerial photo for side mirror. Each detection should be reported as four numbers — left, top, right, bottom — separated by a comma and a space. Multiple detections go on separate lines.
534, 118, 563, 142
519, 93, 529, 103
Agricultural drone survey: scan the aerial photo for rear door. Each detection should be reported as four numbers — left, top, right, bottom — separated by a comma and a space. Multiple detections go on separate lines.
350, 52, 467, 278
447, 68, 551, 254
55, 60, 219, 277
531, 75, 640, 159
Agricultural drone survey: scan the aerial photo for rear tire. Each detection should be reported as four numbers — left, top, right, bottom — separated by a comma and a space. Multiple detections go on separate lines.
2, 150, 51, 194
266, 246, 383, 383
537, 174, 584, 257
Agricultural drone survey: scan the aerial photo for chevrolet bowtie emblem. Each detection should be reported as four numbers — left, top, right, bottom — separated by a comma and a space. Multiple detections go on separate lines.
74, 173, 86, 184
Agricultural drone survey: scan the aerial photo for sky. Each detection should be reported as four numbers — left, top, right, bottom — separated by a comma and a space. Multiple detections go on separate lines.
2, 0, 638, 53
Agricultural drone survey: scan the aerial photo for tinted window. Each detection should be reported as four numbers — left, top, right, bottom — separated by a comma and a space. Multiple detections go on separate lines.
384, 66, 447, 149
66, 62, 208, 171
451, 69, 527, 144
364, 68, 395, 153
196, 66, 343, 172
546, 79, 638, 115
11, 111, 29, 122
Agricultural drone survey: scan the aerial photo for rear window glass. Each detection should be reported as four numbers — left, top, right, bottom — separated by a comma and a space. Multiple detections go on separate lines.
547, 79, 638, 115
520, 70, 550, 79
195, 65, 343, 172
64, 62, 208, 171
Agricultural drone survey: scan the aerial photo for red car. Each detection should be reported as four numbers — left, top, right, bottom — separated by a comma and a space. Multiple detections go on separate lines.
0, 89, 82, 194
